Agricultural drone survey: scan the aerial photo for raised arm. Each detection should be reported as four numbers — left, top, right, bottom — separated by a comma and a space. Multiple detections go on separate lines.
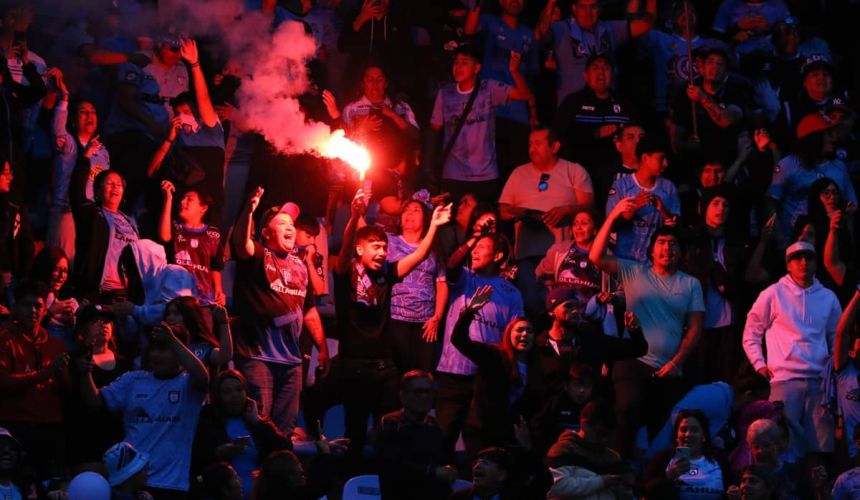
335, 189, 370, 275
396, 204, 452, 279
146, 118, 178, 177
589, 196, 636, 275
450, 285, 498, 363
507, 52, 534, 102
158, 181, 175, 243
231, 187, 264, 261
152, 323, 210, 391
824, 210, 847, 287
464, 4, 481, 35
628, 0, 657, 38
207, 305, 234, 367
180, 38, 218, 128
835, 289, 860, 372
535, 0, 557, 41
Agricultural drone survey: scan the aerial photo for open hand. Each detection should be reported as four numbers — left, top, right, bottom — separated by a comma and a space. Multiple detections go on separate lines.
466, 285, 493, 314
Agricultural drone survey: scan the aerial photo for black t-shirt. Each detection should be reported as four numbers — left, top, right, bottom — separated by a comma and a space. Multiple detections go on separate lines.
334, 259, 400, 360
671, 76, 753, 165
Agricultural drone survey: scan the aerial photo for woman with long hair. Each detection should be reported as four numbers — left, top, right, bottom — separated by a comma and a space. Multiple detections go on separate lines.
644, 409, 728, 500
30, 246, 78, 346
386, 198, 448, 373
164, 296, 233, 368
192, 370, 292, 499
450, 285, 544, 457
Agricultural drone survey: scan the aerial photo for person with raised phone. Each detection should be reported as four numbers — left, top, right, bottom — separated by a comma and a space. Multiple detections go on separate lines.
590, 195, 704, 458
230, 186, 330, 436
78, 322, 209, 497
334, 187, 451, 473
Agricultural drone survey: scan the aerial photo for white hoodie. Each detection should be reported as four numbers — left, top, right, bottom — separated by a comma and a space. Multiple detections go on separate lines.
743, 275, 842, 382
129, 239, 197, 326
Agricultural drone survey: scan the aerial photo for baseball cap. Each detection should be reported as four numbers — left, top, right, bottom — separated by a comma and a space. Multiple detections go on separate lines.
103, 442, 149, 487
262, 202, 301, 227
0, 427, 21, 449
801, 54, 834, 79
585, 53, 613, 70
68, 472, 111, 500
546, 287, 587, 313
785, 241, 816, 262
796, 112, 837, 140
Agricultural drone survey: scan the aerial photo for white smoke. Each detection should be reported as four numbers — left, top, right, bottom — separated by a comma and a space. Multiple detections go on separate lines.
158, 0, 337, 156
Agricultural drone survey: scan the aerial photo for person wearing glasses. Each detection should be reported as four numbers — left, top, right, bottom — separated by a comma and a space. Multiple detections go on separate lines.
499, 125, 593, 315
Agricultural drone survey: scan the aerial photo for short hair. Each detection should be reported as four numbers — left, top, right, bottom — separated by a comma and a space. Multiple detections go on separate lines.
454, 43, 482, 63
741, 464, 777, 491
635, 135, 667, 159
747, 418, 780, 443
646, 225, 682, 259
613, 121, 646, 141
184, 189, 214, 209
13, 280, 49, 303
295, 213, 321, 236
475, 447, 513, 475
400, 370, 434, 391
477, 233, 512, 268
171, 91, 195, 110
531, 124, 560, 144
580, 400, 616, 428
355, 225, 388, 245
567, 362, 596, 385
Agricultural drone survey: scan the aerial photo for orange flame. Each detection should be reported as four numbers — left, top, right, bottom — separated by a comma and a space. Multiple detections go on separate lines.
324, 130, 371, 180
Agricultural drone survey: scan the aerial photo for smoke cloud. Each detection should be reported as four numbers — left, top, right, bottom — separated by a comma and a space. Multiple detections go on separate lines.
158, 0, 337, 157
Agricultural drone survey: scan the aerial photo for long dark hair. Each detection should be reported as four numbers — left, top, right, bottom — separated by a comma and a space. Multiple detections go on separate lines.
672, 409, 715, 461
30, 246, 69, 291
499, 316, 542, 389
209, 369, 247, 416
165, 296, 220, 348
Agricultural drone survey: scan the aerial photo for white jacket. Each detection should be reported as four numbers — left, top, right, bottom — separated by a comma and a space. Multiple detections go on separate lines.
548, 466, 619, 500
743, 275, 842, 382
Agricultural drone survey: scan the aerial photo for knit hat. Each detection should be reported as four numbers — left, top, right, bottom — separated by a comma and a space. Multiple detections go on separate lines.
103, 442, 149, 487
801, 54, 834, 80
699, 185, 734, 215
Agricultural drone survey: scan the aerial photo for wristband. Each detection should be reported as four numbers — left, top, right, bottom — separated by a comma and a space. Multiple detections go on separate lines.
189, 61, 200, 68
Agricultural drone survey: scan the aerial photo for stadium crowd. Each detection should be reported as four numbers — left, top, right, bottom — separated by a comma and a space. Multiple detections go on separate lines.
1, 0, 860, 498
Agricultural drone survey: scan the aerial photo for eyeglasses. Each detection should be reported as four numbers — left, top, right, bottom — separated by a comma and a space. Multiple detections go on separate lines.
538, 173, 550, 192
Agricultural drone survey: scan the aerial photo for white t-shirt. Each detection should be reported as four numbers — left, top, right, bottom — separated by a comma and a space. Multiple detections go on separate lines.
0, 483, 23, 500
669, 456, 724, 500
102, 371, 205, 491
100, 210, 139, 291
499, 159, 593, 259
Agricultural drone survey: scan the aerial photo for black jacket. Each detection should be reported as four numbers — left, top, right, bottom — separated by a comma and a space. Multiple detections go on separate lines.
191, 404, 292, 476
0, 193, 34, 276
0, 62, 47, 162
377, 409, 451, 500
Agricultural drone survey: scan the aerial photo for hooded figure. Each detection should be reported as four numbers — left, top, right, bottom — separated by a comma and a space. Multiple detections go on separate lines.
119, 239, 196, 325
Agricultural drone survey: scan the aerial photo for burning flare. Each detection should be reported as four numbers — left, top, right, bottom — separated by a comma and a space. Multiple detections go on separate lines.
323, 130, 371, 180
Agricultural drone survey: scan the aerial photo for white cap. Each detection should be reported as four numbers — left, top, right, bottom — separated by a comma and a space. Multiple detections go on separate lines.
785, 241, 816, 262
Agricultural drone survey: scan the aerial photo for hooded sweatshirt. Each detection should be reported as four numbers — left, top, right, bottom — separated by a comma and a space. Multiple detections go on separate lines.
128, 239, 197, 326
743, 275, 842, 382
